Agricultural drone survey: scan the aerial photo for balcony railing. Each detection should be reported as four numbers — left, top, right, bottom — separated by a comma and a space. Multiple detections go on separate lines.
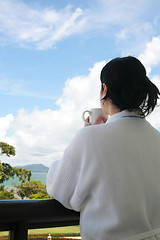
0, 199, 80, 240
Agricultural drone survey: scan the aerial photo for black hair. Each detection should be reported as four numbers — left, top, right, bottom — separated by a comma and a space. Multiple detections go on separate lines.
100, 56, 160, 117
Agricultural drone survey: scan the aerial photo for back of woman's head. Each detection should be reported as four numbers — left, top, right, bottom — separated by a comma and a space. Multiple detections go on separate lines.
100, 56, 160, 117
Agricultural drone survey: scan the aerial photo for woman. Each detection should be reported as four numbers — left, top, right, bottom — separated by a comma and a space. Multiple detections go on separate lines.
47, 56, 160, 240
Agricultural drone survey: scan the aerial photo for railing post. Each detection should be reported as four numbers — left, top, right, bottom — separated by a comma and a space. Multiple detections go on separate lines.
9, 220, 28, 240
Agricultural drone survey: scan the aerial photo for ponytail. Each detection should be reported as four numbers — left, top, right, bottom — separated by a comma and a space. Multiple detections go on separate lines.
142, 77, 160, 116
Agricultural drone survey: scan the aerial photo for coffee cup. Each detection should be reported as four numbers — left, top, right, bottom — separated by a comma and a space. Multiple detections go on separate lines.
82, 108, 108, 125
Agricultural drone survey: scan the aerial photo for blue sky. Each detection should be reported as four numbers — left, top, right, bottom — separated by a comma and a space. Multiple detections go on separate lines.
0, 0, 160, 166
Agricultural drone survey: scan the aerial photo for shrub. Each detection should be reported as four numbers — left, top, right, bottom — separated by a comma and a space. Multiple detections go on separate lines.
0, 232, 81, 240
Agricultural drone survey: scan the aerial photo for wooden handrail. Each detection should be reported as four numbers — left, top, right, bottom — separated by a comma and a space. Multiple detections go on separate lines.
0, 199, 80, 240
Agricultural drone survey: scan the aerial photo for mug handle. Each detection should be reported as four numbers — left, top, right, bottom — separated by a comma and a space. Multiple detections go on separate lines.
82, 110, 91, 124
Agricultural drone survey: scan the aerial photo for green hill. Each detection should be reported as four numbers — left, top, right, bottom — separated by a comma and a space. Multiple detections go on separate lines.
15, 164, 49, 173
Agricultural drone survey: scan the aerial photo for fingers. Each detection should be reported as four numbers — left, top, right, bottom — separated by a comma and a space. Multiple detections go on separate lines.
103, 117, 107, 123
93, 115, 107, 125
84, 116, 91, 127
84, 115, 107, 127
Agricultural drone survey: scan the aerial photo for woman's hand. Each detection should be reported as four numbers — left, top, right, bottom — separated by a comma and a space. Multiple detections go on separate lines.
84, 116, 91, 127
94, 115, 107, 125
84, 115, 107, 127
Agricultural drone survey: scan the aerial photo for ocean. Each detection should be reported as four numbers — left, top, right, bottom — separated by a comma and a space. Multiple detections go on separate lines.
3, 173, 47, 188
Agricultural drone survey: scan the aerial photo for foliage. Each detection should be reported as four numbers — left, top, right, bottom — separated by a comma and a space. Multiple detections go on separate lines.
0, 162, 15, 183
25, 232, 80, 239
0, 142, 32, 184
0, 236, 8, 240
14, 167, 32, 183
0, 162, 31, 184
0, 233, 81, 240
0, 229, 81, 239
0, 141, 32, 200
0, 142, 15, 157
0, 185, 17, 200
0, 142, 49, 200
15, 180, 51, 199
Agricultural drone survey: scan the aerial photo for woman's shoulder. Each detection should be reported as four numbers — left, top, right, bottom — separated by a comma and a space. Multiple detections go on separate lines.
74, 123, 110, 140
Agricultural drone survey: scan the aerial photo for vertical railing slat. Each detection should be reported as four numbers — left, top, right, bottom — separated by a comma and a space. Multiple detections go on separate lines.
9, 221, 28, 240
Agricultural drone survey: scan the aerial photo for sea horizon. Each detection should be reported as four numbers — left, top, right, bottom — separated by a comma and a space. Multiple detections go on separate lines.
2, 172, 47, 188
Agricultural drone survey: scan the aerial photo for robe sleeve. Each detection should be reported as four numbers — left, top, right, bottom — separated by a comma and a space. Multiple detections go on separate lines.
46, 134, 83, 211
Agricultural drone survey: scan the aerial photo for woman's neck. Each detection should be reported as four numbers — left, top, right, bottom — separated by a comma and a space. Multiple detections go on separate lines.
105, 101, 121, 116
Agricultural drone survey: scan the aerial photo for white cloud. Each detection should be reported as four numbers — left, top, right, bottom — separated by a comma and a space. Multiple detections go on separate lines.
90, 0, 145, 25
147, 106, 160, 130
151, 75, 160, 91
0, 114, 14, 140
139, 36, 160, 74
0, 61, 105, 166
0, 0, 157, 50
116, 22, 153, 42
0, 1, 86, 49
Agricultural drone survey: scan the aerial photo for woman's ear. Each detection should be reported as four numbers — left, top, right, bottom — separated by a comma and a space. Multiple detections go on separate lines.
102, 83, 108, 98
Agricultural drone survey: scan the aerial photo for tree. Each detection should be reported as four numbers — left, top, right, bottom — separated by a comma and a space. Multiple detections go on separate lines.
16, 180, 51, 199
0, 142, 31, 184
0, 185, 17, 200
0, 142, 16, 157
0, 142, 32, 200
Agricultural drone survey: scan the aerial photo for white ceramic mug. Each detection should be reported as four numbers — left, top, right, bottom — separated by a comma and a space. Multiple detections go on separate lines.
82, 108, 108, 125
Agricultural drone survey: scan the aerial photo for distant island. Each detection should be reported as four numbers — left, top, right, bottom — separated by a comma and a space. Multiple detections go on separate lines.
15, 164, 49, 173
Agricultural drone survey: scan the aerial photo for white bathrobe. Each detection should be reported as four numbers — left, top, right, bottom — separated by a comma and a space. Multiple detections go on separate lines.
47, 110, 160, 240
